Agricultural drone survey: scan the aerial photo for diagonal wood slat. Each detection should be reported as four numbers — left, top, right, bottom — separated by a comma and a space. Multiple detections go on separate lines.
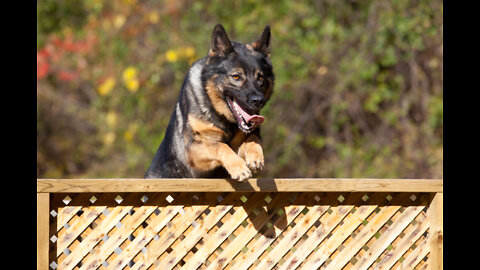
323, 192, 418, 270
130, 193, 239, 270
58, 192, 143, 269
129, 203, 210, 270
401, 233, 430, 269
206, 193, 292, 270
57, 205, 106, 256
372, 211, 429, 270
152, 193, 239, 270
45, 188, 440, 270
57, 206, 82, 231
351, 206, 425, 270
78, 202, 159, 269
256, 204, 330, 270
324, 205, 401, 270
233, 192, 313, 270
58, 206, 133, 269
106, 195, 187, 270
280, 205, 353, 270
301, 193, 387, 269
56, 193, 94, 231
180, 192, 270, 269
278, 193, 365, 270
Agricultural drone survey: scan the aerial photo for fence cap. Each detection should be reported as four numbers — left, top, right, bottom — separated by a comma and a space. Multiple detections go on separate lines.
37, 178, 443, 193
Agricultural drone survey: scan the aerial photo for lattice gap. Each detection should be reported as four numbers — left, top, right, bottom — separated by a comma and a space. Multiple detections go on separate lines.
49, 192, 431, 270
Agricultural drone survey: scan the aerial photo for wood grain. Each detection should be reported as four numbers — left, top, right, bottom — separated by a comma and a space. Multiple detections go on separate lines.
428, 192, 443, 270
37, 178, 443, 193
37, 193, 50, 270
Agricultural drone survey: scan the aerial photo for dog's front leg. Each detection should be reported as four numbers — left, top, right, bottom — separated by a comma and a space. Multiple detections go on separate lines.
237, 134, 264, 173
187, 141, 252, 181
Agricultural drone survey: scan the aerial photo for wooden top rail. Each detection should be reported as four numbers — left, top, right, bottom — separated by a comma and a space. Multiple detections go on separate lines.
37, 178, 442, 193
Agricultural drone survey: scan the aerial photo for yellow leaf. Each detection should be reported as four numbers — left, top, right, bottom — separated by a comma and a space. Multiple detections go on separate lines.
124, 131, 133, 142
183, 46, 196, 58
126, 79, 139, 92
148, 11, 159, 24
114, 15, 126, 29
165, 49, 178, 63
317, 66, 328, 76
62, 27, 73, 37
98, 77, 116, 96
106, 111, 118, 127
124, 123, 138, 142
122, 66, 138, 82
103, 132, 116, 146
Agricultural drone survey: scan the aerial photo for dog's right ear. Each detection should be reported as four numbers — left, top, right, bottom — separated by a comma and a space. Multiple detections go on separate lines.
209, 24, 233, 57
251, 25, 271, 58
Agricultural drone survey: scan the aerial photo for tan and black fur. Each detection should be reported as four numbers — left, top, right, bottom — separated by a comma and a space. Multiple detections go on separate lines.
145, 24, 274, 181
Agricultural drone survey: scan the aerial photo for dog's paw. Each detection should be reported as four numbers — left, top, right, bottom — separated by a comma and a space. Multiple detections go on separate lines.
245, 146, 264, 173
225, 157, 252, 182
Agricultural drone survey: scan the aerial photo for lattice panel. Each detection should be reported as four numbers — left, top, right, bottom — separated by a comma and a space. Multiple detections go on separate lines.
48, 192, 432, 270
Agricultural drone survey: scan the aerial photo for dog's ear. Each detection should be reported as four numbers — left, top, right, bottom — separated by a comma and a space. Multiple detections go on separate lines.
251, 25, 271, 57
209, 24, 233, 57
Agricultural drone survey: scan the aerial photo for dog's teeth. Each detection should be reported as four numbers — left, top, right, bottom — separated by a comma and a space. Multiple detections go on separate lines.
234, 103, 240, 115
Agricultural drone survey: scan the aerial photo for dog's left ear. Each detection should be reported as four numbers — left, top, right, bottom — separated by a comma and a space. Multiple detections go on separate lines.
251, 25, 271, 58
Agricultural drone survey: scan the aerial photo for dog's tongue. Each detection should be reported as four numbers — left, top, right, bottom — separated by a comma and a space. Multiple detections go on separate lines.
233, 100, 265, 125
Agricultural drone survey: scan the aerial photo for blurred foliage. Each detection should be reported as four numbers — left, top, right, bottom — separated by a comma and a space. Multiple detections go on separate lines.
37, 0, 443, 179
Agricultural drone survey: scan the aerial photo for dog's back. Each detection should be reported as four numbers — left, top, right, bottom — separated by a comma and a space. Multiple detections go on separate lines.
145, 61, 203, 178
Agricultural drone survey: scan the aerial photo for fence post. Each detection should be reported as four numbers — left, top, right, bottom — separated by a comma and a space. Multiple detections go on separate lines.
37, 193, 50, 270
428, 192, 443, 270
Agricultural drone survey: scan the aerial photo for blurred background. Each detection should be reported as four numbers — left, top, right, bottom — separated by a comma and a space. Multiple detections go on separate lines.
37, 0, 443, 179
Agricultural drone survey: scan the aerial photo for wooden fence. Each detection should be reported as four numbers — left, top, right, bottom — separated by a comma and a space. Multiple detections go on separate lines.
37, 178, 443, 270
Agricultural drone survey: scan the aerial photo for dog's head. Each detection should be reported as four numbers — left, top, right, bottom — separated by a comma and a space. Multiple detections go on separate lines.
202, 24, 274, 133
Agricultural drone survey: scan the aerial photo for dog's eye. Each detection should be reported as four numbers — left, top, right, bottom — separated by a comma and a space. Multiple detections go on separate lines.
231, 74, 241, 81
257, 74, 264, 81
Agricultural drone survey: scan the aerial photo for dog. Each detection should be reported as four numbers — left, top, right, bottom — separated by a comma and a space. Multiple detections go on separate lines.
145, 24, 274, 181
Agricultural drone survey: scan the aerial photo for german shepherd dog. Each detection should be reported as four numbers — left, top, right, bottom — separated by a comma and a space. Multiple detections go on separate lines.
145, 24, 274, 181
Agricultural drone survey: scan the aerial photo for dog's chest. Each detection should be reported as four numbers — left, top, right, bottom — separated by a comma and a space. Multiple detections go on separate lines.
228, 130, 247, 152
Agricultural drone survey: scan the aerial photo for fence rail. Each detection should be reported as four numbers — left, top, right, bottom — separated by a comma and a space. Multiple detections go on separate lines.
37, 178, 442, 270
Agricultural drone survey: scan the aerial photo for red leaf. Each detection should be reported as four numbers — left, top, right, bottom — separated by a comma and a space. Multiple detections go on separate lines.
57, 70, 76, 82
37, 52, 49, 79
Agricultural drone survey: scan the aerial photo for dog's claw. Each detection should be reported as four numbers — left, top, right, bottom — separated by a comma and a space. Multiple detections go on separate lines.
246, 157, 264, 173
226, 158, 252, 182
234, 168, 252, 182
244, 144, 264, 173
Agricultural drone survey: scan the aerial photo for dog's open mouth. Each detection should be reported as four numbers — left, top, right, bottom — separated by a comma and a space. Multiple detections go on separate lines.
226, 96, 264, 132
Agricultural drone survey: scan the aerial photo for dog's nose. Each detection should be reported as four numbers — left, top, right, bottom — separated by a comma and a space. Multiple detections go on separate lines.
250, 93, 265, 108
